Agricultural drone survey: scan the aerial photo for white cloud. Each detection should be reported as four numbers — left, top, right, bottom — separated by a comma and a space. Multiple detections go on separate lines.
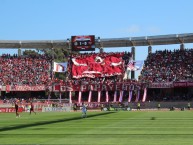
146, 26, 161, 34
118, 25, 141, 34
115, 25, 161, 37
126, 25, 140, 33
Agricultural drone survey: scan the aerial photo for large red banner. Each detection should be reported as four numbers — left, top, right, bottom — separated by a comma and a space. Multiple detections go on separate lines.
71, 53, 124, 78
59, 82, 139, 92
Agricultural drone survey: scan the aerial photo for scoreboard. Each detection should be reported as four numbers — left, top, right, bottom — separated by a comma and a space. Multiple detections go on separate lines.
71, 35, 95, 51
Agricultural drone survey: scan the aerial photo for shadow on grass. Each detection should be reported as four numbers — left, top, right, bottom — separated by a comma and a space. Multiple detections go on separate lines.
0, 111, 116, 132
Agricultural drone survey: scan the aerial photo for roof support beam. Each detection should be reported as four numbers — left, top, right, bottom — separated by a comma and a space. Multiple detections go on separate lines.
0, 33, 193, 49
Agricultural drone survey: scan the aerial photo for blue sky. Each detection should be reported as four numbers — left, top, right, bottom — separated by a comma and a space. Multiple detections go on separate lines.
0, 0, 193, 61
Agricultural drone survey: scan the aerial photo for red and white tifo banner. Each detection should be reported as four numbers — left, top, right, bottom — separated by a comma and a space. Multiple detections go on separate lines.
0, 107, 23, 113
71, 53, 124, 78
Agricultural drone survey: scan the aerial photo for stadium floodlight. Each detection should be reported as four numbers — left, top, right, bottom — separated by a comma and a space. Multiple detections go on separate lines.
66, 38, 71, 50
97, 37, 100, 43
66, 38, 70, 43
97, 37, 103, 53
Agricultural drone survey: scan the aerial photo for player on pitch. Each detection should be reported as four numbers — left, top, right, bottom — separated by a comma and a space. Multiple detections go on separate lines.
15, 101, 20, 118
29, 102, 36, 115
81, 102, 87, 118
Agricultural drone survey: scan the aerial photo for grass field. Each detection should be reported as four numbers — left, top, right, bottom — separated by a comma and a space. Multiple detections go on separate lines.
0, 110, 193, 145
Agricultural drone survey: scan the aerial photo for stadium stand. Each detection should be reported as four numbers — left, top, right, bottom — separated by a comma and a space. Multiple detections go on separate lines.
138, 48, 193, 102
0, 54, 52, 86
139, 49, 193, 83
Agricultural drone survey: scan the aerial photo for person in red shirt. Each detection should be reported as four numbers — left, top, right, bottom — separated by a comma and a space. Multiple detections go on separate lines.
15, 102, 20, 118
29, 102, 36, 115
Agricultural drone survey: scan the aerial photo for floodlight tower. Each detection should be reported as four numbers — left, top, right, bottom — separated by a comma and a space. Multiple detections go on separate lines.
98, 37, 104, 53
148, 45, 152, 54
18, 41, 22, 56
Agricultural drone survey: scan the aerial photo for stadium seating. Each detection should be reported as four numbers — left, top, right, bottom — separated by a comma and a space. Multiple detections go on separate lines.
139, 49, 193, 83
0, 54, 52, 86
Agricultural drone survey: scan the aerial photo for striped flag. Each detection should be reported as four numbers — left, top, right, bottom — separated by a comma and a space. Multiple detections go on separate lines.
127, 60, 144, 71
127, 61, 136, 71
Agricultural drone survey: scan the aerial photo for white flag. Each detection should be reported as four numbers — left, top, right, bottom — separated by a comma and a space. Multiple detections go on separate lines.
53, 62, 67, 72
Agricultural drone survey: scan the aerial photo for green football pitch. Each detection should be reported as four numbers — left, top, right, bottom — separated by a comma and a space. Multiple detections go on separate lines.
0, 110, 193, 145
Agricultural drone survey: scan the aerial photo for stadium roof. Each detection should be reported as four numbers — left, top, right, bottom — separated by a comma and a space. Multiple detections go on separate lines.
0, 33, 193, 49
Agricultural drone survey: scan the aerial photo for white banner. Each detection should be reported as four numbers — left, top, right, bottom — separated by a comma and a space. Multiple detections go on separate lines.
42, 107, 71, 112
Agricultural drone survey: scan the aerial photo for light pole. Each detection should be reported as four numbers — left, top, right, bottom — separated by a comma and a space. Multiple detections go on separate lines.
98, 37, 103, 53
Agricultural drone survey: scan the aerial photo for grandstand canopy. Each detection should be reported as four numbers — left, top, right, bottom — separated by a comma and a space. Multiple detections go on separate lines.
0, 33, 193, 49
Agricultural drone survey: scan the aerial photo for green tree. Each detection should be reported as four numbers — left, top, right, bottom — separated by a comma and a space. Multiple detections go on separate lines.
36, 47, 73, 81
23, 49, 39, 57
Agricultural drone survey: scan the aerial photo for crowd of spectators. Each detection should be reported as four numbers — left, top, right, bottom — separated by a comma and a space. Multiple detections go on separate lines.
54, 76, 140, 86
139, 49, 193, 83
0, 52, 134, 87
1, 49, 193, 102
0, 54, 52, 86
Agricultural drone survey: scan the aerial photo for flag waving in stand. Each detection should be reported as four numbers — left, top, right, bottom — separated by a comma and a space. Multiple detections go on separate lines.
123, 59, 144, 79
53, 62, 67, 73
128, 60, 144, 71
